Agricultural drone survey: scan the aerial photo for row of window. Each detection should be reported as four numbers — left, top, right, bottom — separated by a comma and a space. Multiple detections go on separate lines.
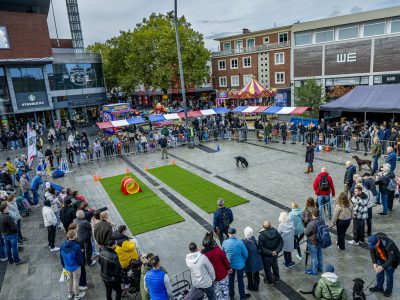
295, 17, 400, 46
219, 72, 285, 87
222, 32, 288, 53
218, 52, 285, 70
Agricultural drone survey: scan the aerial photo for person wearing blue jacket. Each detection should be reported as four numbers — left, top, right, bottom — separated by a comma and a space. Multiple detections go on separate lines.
60, 230, 85, 300
30, 171, 44, 207
385, 147, 397, 172
222, 228, 250, 299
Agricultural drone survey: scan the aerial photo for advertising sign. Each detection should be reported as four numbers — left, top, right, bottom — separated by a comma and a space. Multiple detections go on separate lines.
15, 92, 50, 111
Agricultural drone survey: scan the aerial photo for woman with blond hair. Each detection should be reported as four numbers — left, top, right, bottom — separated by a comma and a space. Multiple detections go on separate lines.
331, 192, 352, 251
277, 212, 295, 269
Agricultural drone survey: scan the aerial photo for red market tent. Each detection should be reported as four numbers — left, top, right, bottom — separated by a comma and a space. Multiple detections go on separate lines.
96, 122, 113, 129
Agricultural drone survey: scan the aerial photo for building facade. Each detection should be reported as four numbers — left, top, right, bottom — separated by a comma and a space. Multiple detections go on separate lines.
211, 26, 291, 105
0, 0, 107, 129
291, 7, 400, 101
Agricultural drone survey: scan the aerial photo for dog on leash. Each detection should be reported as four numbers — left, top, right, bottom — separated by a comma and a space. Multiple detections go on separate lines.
352, 155, 372, 171
352, 278, 366, 300
234, 156, 248, 168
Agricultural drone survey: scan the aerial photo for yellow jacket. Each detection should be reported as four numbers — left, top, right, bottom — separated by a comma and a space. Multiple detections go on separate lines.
6, 161, 16, 174
115, 240, 138, 269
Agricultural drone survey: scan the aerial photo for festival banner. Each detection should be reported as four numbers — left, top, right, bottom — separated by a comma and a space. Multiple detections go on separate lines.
27, 123, 37, 167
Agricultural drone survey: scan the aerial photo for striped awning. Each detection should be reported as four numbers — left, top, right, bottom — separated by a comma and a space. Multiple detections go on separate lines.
111, 120, 130, 127
263, 106, 283, 114
149, 115, 167, 122
290, 107, 310, 115
242, 106, 259, 113
127, 117, 145, 125
164, 113, 181, 120
96, 122, 113, 129
213, 107, 230, 114
231, 106, 248, 113
254, 106, 269, 113
200, 109, 216, 116
188, 110, 203, 117
276, 107, 296, 115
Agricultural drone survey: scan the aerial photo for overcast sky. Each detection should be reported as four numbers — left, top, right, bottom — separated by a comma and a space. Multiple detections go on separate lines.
48, 0, 400, 51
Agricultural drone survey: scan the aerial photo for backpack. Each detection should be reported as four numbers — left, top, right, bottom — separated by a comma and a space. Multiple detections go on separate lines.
319, 175, 330, 191
316, 220, 331, 248
387, 177, 396, 191
221, 209, 231, 230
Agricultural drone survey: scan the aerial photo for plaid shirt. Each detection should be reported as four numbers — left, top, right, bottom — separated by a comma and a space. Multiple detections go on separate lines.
351, 193, 369, 219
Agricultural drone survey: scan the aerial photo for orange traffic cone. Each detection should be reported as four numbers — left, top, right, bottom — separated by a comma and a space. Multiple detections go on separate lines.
93, 175, 98, 181
145, 165, 149, 171
125, 167, 130, 174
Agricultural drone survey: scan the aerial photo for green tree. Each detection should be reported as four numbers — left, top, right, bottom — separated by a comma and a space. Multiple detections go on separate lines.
87, 12, 210, 93
294, 78, 325, 111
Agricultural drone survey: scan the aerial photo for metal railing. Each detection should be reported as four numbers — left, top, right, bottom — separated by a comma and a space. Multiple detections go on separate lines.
212, 41, 291, 57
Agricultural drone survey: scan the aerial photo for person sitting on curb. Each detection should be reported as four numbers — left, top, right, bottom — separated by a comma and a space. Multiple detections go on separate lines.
314, 264, 348, 300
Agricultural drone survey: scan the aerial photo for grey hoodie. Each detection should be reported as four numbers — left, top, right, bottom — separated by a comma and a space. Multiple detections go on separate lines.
185, 251, 215, 289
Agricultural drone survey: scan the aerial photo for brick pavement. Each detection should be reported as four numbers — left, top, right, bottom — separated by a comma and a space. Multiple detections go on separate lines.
0, 139, 399, 299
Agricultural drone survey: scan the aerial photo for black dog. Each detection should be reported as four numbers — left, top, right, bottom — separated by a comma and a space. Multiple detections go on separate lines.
234, 156, 248, 168
352, 278, 366, 300
352, 155, 372, 171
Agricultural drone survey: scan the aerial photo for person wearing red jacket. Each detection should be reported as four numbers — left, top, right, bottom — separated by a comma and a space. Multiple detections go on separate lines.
313, 167, 335, 220
202, 232, 231, 300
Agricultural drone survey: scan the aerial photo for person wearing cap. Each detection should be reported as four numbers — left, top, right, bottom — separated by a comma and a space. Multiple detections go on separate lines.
314, 264, 348, 300
144, 255, 173, 300
159, 135, 168, 159
60, 198, 76, 232
42, 199, 60, 252
368, 233, 400, 297
98, 239, 123, 300
30, 171, 44, 207
94, 211, 113, 250
213, 198, 234, 246
222, 227, 250, 299
185, 242, 216, 300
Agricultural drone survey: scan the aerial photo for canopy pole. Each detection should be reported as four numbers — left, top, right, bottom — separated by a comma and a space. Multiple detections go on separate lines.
364, 112, 367, 124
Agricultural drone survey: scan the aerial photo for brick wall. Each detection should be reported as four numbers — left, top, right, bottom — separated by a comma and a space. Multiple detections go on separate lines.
269, 48, 291, 88
211, 53, 258, 89
0, 11, 52, 59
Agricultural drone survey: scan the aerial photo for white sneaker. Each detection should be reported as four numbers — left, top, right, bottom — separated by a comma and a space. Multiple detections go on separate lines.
50, 247, 60, 252
68, 293, 74, 299
295, 254, 303, 261
89, 260, 96, 266
1, 258, 8, 262
78, 286, 88, 291
74, 292, 86, 300
347, 240, 359, 245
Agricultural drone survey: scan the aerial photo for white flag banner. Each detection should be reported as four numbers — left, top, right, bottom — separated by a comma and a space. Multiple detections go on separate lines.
27, 123, 37, 167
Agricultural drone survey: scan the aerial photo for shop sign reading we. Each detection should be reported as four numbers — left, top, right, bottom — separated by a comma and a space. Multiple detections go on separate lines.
336, 53, 357, 63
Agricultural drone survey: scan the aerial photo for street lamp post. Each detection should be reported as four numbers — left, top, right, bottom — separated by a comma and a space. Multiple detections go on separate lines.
173, 0, 189, 126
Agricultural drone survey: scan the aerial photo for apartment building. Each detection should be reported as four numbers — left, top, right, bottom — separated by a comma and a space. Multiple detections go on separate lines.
211, 26, 291, 104
291, 6, 400, 100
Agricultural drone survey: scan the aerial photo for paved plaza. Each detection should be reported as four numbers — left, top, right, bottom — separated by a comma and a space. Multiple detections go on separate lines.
0, 139, 399, 300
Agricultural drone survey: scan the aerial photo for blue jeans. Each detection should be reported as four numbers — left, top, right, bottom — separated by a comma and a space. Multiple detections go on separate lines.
11, 174, 16, 188
308, 243, 323, 273
298, 133, 305, 143
22, 191, 32, 204
291, 134, 296, 142
264, 135, 269, 144
229, 268, 245, 299
317, 195, 331, 219
381, 193, 388, 214
376, 259, 395, 290
32, 190, 39, 205
376, 191, 381, 204
3, 233, 20, 263
0, 234, 5, 259
372, 156, 379, 175
345, 140, 351, 152
200, 284, 216, 300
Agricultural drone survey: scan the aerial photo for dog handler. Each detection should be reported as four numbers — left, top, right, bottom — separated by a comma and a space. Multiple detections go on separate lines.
368, 233, 400, 297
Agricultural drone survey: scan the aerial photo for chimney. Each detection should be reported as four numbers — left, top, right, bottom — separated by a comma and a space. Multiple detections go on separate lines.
242, 28, 250, 34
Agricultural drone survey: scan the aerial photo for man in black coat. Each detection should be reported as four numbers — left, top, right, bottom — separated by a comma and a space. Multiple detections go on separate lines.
368, 233, 400, 297
94, 211, 113, 249
60, 198, 75, 231
344, 161, 356, 195
98, 239, 123, 300
258, 220, 283, 285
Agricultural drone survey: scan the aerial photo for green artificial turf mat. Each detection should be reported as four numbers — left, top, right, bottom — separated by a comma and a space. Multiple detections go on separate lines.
100, 173, 184, 234
148, 165, 248, 213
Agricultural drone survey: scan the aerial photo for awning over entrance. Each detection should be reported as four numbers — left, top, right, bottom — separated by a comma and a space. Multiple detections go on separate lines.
320, 84, 400, 113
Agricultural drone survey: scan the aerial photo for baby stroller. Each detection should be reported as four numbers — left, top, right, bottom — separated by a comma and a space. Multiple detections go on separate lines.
121, 259, 142, 299
16, 196, 31, 217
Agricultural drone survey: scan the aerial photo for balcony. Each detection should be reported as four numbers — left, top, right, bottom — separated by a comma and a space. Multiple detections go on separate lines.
212, 41, 291, 57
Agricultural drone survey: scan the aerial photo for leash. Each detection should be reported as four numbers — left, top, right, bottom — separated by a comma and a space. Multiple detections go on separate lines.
362, 276, 376, 296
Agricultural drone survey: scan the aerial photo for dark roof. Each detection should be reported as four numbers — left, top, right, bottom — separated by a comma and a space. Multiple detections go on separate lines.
0, 0, 50, 15
320, 84, 400, 113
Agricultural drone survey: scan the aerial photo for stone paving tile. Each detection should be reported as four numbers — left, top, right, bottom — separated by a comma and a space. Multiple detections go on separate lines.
0, 139, 399, 299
